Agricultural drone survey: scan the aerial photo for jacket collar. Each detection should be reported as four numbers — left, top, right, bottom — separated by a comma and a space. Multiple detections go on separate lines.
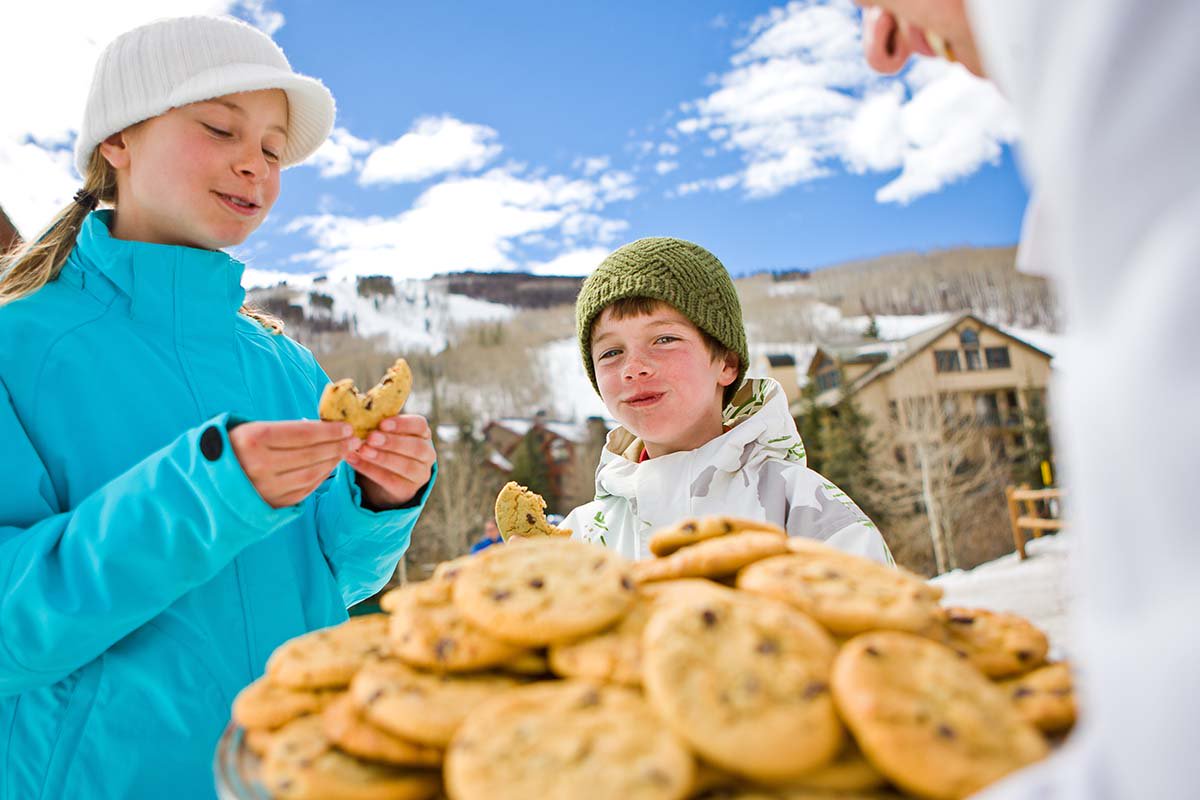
594, 377, 806, 498
69, 210, 248, 333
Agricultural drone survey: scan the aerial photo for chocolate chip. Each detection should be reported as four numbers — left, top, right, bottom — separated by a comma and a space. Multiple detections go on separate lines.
755, 638, 779, 655
1017, 650, 1034, 662
621, 575, 634, 590
593, 558, 607, 571
529, 577, 545, 589
722, 521, 733, 533
578, 688, 601, 707
366, 689, 385, 705
683, 522, 697, 533
526, 513, 536, 525
936, 724, 956, 740
948, 615, 975, 625
1012, 687, 1035, 699
823, 569, 841, 580
803, 681, 829, 699
434, 638, 455, 660
365, 398, 374, 410
955, 649, 969, 659
700, 608, 718, 627
491, 589, 512, 602
644, 767, 671, 787
864, 645, 881, 657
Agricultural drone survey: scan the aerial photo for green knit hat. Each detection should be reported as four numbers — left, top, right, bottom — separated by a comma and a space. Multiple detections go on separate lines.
575, 237, 748, 406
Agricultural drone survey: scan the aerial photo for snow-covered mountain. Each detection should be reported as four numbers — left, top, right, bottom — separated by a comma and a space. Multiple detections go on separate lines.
247, 274, 515, 353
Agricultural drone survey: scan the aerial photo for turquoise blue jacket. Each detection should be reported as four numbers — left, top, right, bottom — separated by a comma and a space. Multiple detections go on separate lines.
0, 212, 433, 799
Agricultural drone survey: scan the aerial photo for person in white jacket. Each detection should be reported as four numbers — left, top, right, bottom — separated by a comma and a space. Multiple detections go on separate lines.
561, 236, 892, 565
858, 1, 1200, 797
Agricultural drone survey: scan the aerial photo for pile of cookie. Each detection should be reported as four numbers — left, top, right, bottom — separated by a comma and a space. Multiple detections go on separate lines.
229, 517, 1076, 800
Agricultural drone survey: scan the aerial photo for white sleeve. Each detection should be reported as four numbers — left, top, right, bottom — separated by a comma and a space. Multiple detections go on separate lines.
966, 2, 1200, 797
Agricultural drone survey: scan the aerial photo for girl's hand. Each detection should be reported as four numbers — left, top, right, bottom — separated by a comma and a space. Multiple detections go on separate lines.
346, 415, 437, 510
230, 420, 360, 509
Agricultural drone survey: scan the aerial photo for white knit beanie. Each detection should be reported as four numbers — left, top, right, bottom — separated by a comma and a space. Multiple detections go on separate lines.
74, 15, 335, 175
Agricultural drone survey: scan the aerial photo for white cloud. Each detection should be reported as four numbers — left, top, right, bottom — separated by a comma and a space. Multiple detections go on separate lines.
671, 0, 1016, 203
359, 116, 501, 185
527, 247, 610, 276
0, 1, 282, 237
241, 267, 319, 289
575, 156, 611, 176
304, 127, 372, 178
674, 174, 741, 197
657, 142, 680, 156
655, 161, 680, 175
286, 163, 636, 281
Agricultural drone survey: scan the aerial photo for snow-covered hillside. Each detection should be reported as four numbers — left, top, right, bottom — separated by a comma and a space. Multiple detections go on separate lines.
248, 275, 514, 352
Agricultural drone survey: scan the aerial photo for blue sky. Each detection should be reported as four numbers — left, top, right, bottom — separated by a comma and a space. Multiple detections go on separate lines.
1, 0, 1028, 283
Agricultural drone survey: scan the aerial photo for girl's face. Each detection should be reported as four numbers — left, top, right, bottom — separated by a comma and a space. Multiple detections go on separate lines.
101, 89, 288, 250
591, 303, 738, 458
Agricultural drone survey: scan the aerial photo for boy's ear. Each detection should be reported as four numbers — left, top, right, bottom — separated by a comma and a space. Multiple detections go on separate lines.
98, 131, 132, 170
717, 351, 740, 387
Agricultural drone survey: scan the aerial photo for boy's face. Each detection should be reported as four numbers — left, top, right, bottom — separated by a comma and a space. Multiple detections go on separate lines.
102, 89, 288, 250
591, 303, 738, 458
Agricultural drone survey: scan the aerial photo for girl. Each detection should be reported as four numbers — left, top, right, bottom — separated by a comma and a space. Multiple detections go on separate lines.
0, 16, 436, 799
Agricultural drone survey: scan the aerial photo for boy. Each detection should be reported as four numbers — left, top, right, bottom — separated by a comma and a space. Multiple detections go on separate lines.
560, 237, 891, 563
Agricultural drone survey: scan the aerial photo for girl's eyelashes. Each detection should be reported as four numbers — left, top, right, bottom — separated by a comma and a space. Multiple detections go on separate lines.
202, 122, 282, 161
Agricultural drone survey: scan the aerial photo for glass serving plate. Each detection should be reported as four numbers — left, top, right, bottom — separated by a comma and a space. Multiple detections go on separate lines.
214, 724, 272, 800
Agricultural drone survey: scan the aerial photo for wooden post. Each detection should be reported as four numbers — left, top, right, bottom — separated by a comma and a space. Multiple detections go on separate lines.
1006, 485, 1026, 559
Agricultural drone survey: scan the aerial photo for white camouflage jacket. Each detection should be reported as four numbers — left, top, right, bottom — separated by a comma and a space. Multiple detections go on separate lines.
562, 377, 892, 564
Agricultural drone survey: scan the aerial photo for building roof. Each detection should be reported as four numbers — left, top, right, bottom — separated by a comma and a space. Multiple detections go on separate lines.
487, 416, 615, 444
807, 312, 1055, 407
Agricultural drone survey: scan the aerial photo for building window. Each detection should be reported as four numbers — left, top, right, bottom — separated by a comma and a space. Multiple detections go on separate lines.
548, 438, 571, 463
964, 348, 982, 370
986, 346, 1011, 369
959, 329, 980, 346
894, 446, 907, 465
976, 393, 1001, 426
934, 350, 961, 372
816, 369, 841, 392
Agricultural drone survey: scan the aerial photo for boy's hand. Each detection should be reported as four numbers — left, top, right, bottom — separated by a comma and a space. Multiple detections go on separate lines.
230, 420, 360, 509
346, 415, 437, 510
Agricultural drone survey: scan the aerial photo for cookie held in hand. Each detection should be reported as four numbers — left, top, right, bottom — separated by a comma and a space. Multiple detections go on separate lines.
494, 481, 571, 541
318, 358, 413, 439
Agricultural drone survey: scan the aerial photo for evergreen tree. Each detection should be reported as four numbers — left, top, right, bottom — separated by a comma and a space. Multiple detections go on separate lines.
864, 315, 881, 340
509, 429, 558, 510
795, 378, 827, 473
1012, 385, 1054, 487
821, 389, 887, 525
795, 370, 885, 524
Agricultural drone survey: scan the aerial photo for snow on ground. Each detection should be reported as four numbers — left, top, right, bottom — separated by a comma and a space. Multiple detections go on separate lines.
932, 531, 1075, 658
537, 338, 613, 422
845, 313, 955, 340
